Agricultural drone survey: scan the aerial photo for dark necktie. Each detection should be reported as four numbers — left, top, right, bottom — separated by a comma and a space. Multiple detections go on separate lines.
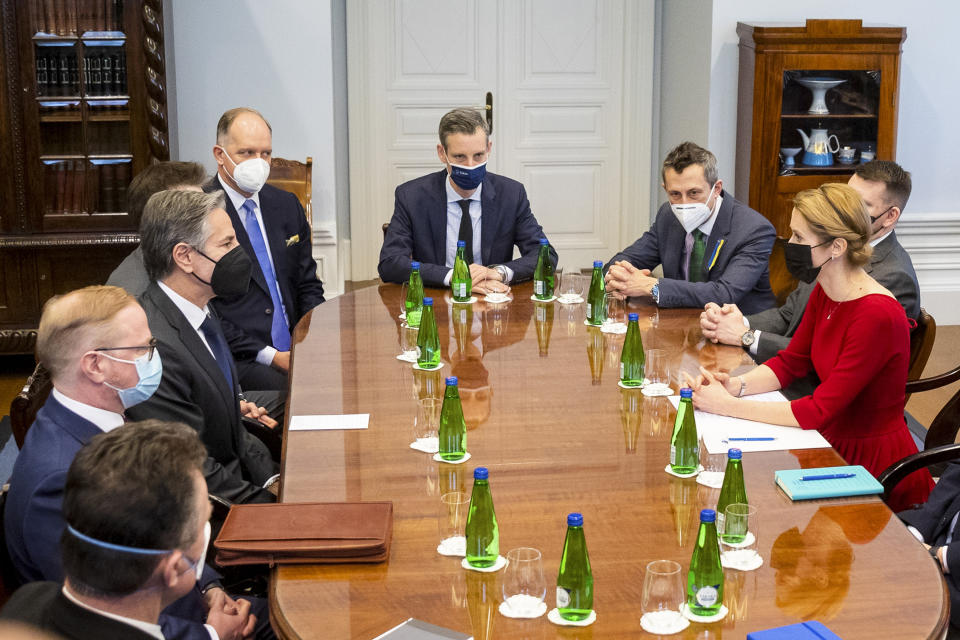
200, 314, 234, 390
458, 199, 474, 264
688, 229, 707, 283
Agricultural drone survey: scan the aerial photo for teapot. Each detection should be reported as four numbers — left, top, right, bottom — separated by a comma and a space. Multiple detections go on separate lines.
797, 128, 840, 166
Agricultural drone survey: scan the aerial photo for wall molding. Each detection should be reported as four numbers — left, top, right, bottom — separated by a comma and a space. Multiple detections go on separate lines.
896, 212, 960, 324
311, 224, 341, 299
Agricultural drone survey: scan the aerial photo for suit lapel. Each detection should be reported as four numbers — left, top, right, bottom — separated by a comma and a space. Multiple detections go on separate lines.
257, 187, 296, 312
866, 231, 895, 276
480, 176, 499, 265
663, 217, 686, 278
704, 192, 734, 279
145, 284, 237, 416
213, 184, 271, 295
46, 395, 103, 444
430, 170, 449, 264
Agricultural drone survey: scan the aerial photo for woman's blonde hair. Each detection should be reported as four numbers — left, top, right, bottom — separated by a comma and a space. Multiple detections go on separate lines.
793, 183, 872, 267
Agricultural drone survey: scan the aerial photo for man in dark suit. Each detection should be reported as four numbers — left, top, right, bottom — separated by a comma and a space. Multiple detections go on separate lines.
700, 160, 919, 364
3, 285, 255, 639
127, 190, 277, 504
378, 107, 556, 293
605, 141, 776, 314
1, 421, 258, 640
208, 107, 325, 392
900, 462, 960, 629
106, 161, 209, 296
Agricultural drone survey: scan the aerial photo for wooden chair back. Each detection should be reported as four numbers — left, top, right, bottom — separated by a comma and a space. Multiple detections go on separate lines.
9, 363, 52, 449
382, 222, 390, 238
267, 156, 313, 227
905, 364, 960, 450
908, 308, 936, 383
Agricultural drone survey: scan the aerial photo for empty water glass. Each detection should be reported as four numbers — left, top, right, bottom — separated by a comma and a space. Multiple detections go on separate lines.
640, 559, 688, 633
438, 491, 468, 556
643, 348, 673, 396
559, 272, 584, 304
501, 547, 546, 617
411, 397, 440, 453
398, 322, 419, 362
720, 503, 761, 571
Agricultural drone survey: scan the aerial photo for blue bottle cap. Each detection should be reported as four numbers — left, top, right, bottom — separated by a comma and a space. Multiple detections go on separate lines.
457, 240, 466, 248
423, 297, 433, 306
628, 312, 638, 322
411, 260, 420, 269
728, 448, 742, 460
680, 387, 693, 399
567, 512, 583, 527
474, 467, 489, 480
539, 237, 549, 245
445, 376, 458, 386
593, 260, 603, 268
700, 509, 716, 523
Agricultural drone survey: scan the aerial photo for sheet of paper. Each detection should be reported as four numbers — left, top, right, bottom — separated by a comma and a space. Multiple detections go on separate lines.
668, 392, 831, 454
289, 414, 369, 431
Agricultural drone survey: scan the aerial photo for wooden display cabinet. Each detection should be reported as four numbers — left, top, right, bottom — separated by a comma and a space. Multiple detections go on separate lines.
0, 0, 169, 353
735, 19, 906, 300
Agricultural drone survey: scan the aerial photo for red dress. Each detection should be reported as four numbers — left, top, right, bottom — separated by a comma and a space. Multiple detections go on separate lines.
765, 284, 933, 512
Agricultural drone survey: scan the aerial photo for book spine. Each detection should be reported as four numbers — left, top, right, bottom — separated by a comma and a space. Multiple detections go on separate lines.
54, 162, 66, 214
44, 163, 58, 214
116, 162, 131, 212
62, 160, 75, 214
88, 163, 101, 212
72, 161, 86, 213
36, 54, 47, 96
100, 163, 116, 212
64, 0, 76, 35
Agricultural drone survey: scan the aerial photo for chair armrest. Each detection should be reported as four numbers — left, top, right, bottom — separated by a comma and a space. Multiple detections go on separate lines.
906, 365, 960, 394
878, 443, 960, 503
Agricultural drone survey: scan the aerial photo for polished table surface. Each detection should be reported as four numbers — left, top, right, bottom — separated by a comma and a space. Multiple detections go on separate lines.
271, 282, 948, 639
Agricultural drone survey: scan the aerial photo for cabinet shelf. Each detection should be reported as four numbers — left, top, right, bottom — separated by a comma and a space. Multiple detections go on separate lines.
781, 166, 859, 176
39, 113, 82, 123
780, 113, 877, 119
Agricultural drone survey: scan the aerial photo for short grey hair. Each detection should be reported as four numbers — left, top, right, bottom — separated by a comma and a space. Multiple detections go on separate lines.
140, 190, 225, 281
662, 141, 719, 186
438, 108, 489, 150
216, 107, 272, 145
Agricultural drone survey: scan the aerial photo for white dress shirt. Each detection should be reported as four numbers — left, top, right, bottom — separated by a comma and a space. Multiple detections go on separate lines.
441, 177, 515, 285
62, 585, 167, 639
52, 389, 124, 433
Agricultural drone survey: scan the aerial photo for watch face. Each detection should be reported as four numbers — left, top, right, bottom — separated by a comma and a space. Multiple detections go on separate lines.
741, 331, 755, 346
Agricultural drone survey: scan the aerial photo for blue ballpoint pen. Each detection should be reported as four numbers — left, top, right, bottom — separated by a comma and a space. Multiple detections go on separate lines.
726, 437, 775, 442
800, 473, 857, 481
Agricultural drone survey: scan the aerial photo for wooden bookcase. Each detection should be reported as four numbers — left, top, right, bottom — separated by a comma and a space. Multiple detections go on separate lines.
0, 0, 168, 353
735, 19, 906, 300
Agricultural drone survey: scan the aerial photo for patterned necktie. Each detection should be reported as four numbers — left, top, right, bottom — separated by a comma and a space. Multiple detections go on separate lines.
200, 314, 234, 390
458, 199, 474, 264
688, 229, 707, 283
240, 200, 291, 351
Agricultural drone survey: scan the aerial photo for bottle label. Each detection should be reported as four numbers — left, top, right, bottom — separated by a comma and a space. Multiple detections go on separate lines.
695, 585, 719, 607
556, 587, 570, 608
537, 306, 545, 322
716, 512, 726, 535
455, 283, 466, 297
670, 444, 676, 465
586, 303, 592, 316
535, 280, 544, 295
620, 362, 624, 378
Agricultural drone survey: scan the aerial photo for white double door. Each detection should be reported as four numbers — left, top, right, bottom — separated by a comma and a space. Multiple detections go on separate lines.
347, 0, 656, 279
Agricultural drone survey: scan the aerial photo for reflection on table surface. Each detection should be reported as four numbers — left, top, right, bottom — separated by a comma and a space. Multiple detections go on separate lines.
272, 282, 947, 639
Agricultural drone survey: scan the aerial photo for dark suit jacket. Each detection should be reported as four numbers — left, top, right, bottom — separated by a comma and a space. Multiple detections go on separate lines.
1, 582, 157, 640
2, 395, 220, 640
900, 462, 960, 626
378, 170, 556, 287
127, 283, 276, 503
105, 246, 150, 296
207, 182, 325, 362
606, 191, 776, 314
748, 230, 921, 363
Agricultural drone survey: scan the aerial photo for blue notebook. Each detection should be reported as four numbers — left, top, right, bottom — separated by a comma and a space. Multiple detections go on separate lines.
774, 465, 882, 501
747, 621, 842, 639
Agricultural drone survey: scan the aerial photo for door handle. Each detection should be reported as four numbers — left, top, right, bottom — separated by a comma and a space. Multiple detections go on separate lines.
473, 92, 493, 135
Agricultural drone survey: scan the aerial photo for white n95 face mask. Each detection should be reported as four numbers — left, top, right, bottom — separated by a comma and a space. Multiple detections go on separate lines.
670, 183, 718, 233
219, 147, 271, 194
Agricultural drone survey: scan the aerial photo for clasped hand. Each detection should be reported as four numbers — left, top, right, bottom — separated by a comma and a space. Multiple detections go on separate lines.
604, 261, 656, 299
468, 263, 511, 296
683, 366, 740, 415
700, 302, 747, 345
204, 587, 257, 640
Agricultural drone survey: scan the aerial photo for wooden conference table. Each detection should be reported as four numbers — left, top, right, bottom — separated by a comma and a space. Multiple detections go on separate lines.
271, 282, 948, 639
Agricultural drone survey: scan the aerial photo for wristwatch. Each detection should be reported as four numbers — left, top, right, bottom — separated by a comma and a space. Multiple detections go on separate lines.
741, 330, 756, 348
650, 282, 660, 305
493, 265, 508, 283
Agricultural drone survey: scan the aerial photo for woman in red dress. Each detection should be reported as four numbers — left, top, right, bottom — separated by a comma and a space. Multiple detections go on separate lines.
688, 183, 932, 512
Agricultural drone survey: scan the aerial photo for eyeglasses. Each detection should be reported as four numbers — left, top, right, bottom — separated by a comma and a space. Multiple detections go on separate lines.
95, 337, 158, 361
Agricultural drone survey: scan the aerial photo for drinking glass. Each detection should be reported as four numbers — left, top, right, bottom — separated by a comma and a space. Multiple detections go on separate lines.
640, 560, 686, 632
603, 294, 626, 333
721, 503, 760, 570
398, 322, 419, 362
559, 272, 584, 303
643, 348, 673, 396
411, 397, 440, 453
438, 491, 468, 556
399, 282, 408, 319
501, 547, 546, 617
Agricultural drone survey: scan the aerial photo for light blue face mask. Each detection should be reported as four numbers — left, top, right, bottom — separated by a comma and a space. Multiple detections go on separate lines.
101, 350, 163, 409
67, 522, 209, 581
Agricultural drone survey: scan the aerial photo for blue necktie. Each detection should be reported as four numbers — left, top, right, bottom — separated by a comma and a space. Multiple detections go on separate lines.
200, 314, 235, 390
241, 200, 291, 351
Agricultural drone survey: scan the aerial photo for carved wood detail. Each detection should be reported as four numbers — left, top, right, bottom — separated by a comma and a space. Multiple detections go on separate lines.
142, 0, 169, 161
2, 0, 27, 231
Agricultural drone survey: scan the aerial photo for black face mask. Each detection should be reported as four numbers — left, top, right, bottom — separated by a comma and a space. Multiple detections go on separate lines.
192, 245, 252, 298
783, 239, 832, 284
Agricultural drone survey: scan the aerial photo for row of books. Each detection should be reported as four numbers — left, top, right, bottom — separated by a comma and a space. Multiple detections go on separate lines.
36, 50, 127, 97
43, 160, 130, 214
33, 0, 125, 36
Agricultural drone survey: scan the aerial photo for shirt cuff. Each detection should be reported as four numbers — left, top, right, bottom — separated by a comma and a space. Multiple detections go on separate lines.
749, 331, 761, 356
500, 265, 514, 284
204, 624, 220, 640
443, 269, 454, 286
906, 525, 925, 543
256, 346, 278, 367
263, 473, 281, 489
